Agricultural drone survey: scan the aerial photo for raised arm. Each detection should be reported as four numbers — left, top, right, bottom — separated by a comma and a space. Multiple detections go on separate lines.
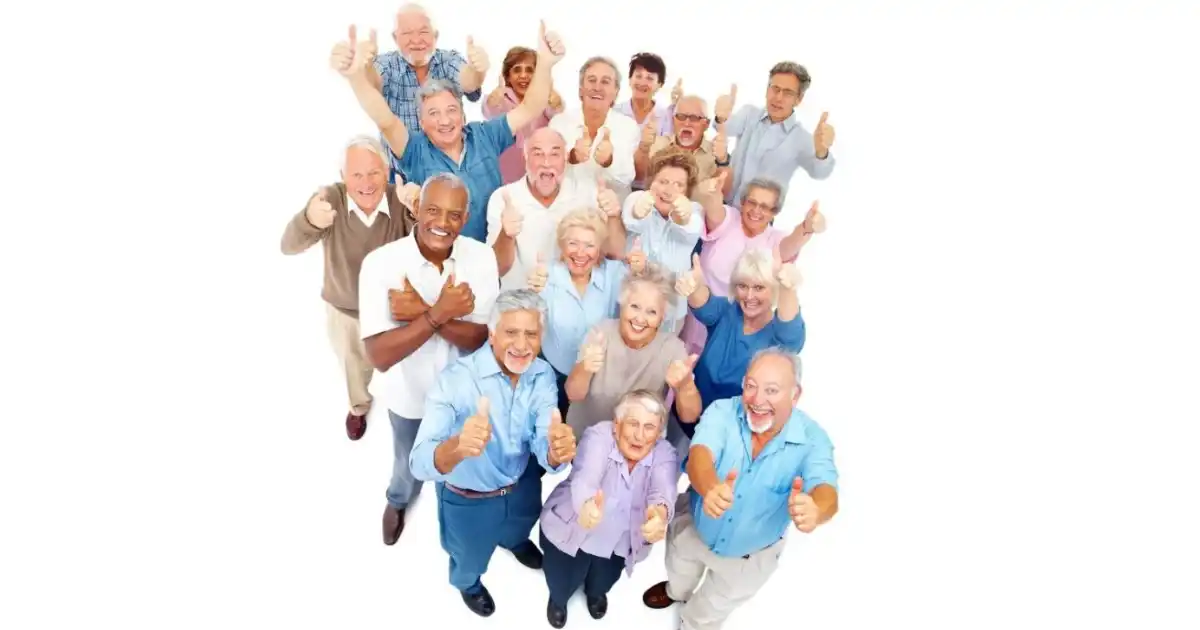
342, 30, 410, 160
506, 21, 565, 133
459, 37, 489, 95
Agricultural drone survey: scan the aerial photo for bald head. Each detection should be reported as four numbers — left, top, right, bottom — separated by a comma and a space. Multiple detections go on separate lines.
525, 128, 567, 195
526, 127, 566, 157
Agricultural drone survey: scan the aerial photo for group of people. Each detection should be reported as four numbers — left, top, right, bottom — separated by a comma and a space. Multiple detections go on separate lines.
280, 4, 841, 629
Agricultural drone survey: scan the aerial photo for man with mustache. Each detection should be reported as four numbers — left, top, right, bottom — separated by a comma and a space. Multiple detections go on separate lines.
634, 95, 729, 198
717, 61, 837, 205
280, 136, 414, 441
329, 4, 487, 183
356, 172, 499, 545
410, 289, 580, 617
335, 20, 566, 244
642, 347, 840, 630
485, 127, 615, 292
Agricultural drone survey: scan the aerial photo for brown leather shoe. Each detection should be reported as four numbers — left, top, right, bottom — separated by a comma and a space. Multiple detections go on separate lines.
346, 413, 367, 441
383, 505, 405, 545
642, 581, 677, 609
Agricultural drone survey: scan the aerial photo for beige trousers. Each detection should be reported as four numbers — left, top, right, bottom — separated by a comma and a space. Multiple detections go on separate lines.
665, 493, 786, 630
325, 303, 374, 416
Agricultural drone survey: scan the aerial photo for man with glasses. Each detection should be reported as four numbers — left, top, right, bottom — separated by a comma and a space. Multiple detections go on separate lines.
634, 95, 730, 199
715, 61, 837, 205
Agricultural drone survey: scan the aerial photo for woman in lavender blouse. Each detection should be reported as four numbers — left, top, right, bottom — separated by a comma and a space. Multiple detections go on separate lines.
538, 389, 679, 628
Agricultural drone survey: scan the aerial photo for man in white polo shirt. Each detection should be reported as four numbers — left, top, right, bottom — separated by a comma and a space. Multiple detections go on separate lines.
358, 172, 500, 545
486, 127, 620, 291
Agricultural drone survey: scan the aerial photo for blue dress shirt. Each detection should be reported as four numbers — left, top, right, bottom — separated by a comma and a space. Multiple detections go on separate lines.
409, 345, 567, 491
539, 259, 629, 374
686, 397, 838, 558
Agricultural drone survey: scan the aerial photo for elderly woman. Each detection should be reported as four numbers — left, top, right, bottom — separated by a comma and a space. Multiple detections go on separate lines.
483, 46, 566, 184
681, 176, 825, 354
613, 149, 703, 334
528, 208, 646, 418
674, 246, 805, 439
564, 263, 701, 441
539, 389, 679, 628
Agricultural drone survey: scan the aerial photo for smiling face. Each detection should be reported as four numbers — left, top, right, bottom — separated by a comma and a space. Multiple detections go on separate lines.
766, 71, 803, 122
342, 146, 387, 212
490, 308, 542, 375
629, 65, 662, 101
732, 273, 773, 321
740, 185, 781, 236
415, 179, 468, 254
742, 353, 800, 433
618, 281, 666, 345
560, 226, 601, 277
394, 10, 436, 67
505, 52, 536, 98
524, 128, 566, 196
649, 165, 689, 214
613, 404, 663, 462
579, 61, 618, 112
418, 90, 464, 149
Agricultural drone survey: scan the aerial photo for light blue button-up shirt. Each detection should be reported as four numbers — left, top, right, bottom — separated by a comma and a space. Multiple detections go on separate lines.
725, 104, 836, 205
686, 396, 838, 558
395, 117, 515, 243
409, 345, 566, 491
539, 258, 629, 374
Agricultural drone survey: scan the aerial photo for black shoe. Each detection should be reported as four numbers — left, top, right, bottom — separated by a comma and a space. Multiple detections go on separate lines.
461, 586, 495, 617
546, 599, 567, 628
510, 539, 544, 570
585, 594, 607, 619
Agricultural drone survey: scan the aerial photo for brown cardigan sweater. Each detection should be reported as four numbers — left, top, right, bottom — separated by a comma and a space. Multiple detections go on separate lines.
281, 183, 415, 316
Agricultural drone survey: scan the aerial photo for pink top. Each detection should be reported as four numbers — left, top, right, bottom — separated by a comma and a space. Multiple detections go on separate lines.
699, 206, 794, 297
481, 88, 558, 185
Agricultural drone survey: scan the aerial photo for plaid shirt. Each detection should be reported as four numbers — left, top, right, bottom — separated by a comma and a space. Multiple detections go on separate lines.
372, 49, 482, 179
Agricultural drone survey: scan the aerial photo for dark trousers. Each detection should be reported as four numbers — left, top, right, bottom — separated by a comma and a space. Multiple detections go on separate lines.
437, 458, 544, 594
540, 530, 626, 607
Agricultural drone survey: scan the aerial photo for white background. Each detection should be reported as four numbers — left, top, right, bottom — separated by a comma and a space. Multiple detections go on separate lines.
2, 1, 1199, 628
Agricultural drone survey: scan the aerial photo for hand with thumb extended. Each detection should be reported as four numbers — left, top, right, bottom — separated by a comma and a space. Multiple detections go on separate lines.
456, 396, 492, 458
788, 476, 820, 533
580, 489, 604, 529
306, 188, 337, 228
640, 503, 669, 543
527, 251, 549, 292
703, 469, 737, 519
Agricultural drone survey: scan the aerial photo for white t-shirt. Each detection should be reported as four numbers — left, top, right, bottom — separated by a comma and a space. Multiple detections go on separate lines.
548, 108, 640, 204
485, 177, 593, 292
358, 234, 500, 418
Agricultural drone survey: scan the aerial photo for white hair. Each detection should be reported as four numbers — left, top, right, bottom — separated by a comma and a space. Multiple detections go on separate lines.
613, 389, 667, 424
395, 3, 436, 31
488, 289, 547, 332
618, 262, 677, 312
416, 78, 462, 109
728, 248, 780, 307
738, 176, 785, 210
418, 172, 471, 212
342, 135, 389, 174
747, 346, 803, 391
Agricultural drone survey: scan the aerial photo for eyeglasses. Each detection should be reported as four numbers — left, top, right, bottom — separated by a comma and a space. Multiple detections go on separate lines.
674, 113, 709, 123
743, 199, 778, 213
768, 84, 800, 99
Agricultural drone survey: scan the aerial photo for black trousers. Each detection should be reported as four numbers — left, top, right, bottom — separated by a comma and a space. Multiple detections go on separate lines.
540, 530, 625, 607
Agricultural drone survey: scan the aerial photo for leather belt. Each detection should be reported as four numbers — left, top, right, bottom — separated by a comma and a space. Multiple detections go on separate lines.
445, 482, 516, 499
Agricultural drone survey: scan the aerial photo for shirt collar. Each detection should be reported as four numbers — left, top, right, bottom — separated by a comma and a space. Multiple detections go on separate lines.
348, 190, 391, 217
470, 344, 549, 380
757, 108, 796, 132
735, 395, 809, 445
549, 259, 611, 290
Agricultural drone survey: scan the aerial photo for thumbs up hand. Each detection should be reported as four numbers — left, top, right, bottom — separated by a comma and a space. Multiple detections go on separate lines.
670, 193, 694, 225
640, 503, 669, 543
712, 120, 729, 162
578, 328, 606, 374
773, 244, 802, 290
595, 176, 620, 218
703, 469, 738, 519
388, 277, 431, 322
674, 253, 706, 298
466, 36, 490, 74
536, 20, 566, 64
501, 190, 523, 237
329, 25, 357, 75
632, 191, 656, 220
572, 126, 594, 164
579, 489, 605, 530
665, 353, 699, 389
305, 188, 336, 228
814, 111, 835, 158
456, 396, 492, 458
698, 171, 727, 199
715, 83, 737, 121
347, 28, 378, 76
670, 78, 683, 105
594, 127, 614, 167
626, 237, 647, 275
527, 251, 549, 292
788, 477, 820, 533
430, 272, 476, 323
641, 112, 659, 148
547, 409, 577, 466
802, 200, 827, 234
398, 182, 421, 212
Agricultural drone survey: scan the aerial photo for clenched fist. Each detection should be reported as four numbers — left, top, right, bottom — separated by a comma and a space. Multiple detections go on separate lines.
640, 504, 668, 543
456, 397, 492, 458
579, 489, 604, 530
547, 409, 577, 466
306, 189, 336, 228
788, 477, 820, 533
702, 470, 738, 519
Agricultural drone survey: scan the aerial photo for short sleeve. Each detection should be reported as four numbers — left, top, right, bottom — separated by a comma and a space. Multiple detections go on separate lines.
471, 117, 516, 157
799, 423, 839, 492
485, 186, 506, 247
464, 244, 500, 325
690, 398, 732, 459
357, 248, 400, 339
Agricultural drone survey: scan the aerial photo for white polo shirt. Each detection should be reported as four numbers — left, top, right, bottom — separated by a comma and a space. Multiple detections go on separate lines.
548, 108, 640, 203
485, 176, 592, 292
358, 233, 500, 418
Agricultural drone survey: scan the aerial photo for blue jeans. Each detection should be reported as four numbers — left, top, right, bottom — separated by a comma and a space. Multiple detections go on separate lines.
386, 412, 423, 510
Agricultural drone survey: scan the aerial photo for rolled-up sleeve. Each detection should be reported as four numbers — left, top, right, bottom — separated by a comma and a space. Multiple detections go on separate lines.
799, 425, 839, 492
569, 425, 611, 513
532, 371, 569, 474
408, 368, 464, 481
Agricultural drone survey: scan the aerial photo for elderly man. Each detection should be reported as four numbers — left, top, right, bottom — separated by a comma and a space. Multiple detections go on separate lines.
485, 127, 619, 292
548, 57, 641, 204
281, 135, 414, 440
717, 61, 837, 204
642, 347, 840, 630
634, 94, 729, 194
334, 21, 566, 243
329, 4, 487, 182
357, 172, 499, 545
410, 289, 580, 617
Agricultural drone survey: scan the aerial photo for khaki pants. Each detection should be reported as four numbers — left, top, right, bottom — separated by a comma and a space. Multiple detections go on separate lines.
325, 303, 373, 416
665, 494, 785, 630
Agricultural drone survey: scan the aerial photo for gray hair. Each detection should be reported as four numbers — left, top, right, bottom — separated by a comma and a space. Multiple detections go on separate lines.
487, 289, 548, 332
418, 172, 471, 213
417, 78, 462, 110
769, 61, 812, 95
613, 389, 667, 425
342, 134, 389, 173
579, 56, 622, 92
395, 3, 437, 32
748, 346, 803, 391
738, 176, 785, 210
728, 248, 779, 303
618, 261, 678, 313
675, 94, 709, 117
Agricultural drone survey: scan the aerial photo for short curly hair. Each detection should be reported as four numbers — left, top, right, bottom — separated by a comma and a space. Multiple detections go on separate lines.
648, 148, 700, 197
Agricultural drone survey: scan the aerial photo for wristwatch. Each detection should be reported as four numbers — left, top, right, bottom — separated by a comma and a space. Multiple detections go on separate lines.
714, 155, 730, 167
